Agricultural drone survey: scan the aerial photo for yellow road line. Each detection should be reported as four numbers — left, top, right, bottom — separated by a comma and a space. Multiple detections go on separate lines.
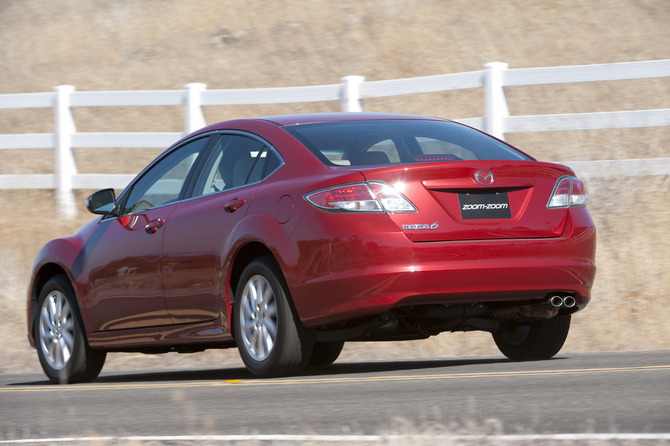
2, 364, 668, 393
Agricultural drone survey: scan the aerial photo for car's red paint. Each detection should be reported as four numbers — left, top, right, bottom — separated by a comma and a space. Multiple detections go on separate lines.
27, 113, 596, 379
284, 203, 594, 326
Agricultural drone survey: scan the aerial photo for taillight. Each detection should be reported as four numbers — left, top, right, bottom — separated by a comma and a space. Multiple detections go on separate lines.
547, 176, 588, 208
305, 181, 416, 213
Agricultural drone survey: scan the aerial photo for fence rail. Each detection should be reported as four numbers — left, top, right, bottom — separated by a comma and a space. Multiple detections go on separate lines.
1, 60, 669, 216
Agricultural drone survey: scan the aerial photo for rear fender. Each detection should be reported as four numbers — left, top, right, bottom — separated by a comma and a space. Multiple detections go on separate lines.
223, 212, 300, 338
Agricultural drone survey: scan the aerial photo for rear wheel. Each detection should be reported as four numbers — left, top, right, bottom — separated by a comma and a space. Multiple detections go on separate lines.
308, 341, 345, 367
35, 275, 106, 384
234, 258, 314, 377
493, 315, 571, 361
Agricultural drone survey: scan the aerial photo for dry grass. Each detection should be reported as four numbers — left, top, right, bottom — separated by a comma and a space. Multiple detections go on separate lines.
1, 0, 670, 374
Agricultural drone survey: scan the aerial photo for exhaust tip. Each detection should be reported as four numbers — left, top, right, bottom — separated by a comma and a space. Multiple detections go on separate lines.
563, 296, 576, 308
549, 295, 564, 308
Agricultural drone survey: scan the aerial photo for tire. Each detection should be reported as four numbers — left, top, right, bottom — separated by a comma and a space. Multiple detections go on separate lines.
308, 341, 345, 367
35, 275, 106, 384
233, 258, 314, 377
492, 315, 571, 361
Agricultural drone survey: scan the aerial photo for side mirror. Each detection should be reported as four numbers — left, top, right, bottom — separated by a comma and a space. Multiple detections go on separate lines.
86, 189, 118, 216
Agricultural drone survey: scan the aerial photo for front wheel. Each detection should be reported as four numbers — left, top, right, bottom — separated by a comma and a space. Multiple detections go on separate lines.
233, 258, 314, 377
35, 275, 106, 384
492, 315, 571, 361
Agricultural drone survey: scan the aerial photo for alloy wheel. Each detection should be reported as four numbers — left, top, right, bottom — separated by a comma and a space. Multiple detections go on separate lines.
239, 274, 278, 362
38, 290, 75, 370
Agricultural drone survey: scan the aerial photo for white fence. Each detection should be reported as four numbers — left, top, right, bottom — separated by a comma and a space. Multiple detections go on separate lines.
1, 60, 670, 216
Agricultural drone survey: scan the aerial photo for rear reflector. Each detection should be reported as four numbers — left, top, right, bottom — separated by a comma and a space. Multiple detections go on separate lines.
305, 181, 416, 213
547, 176, 588, 208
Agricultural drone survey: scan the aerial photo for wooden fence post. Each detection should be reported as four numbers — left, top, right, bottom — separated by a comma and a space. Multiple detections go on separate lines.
340, 75, 365, 112
185, 83, 207, 133
484, 62, 509, 140
54, 85, 77, 217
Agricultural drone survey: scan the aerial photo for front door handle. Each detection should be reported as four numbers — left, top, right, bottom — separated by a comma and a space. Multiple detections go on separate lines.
224, 199, 246, 213
145, 219, 165, 234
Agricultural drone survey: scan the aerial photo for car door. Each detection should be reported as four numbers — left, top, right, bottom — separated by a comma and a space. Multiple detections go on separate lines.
161, 133, 282, 325
82, 136, 212, 332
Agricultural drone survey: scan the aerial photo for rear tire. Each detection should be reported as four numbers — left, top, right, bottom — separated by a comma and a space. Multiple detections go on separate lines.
233, 258, 314, 377
493, 315, 571, 361
35, 275, 106, 384
308, 341, 345, 367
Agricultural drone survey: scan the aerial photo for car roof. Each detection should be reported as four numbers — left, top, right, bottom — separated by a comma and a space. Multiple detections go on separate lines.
180, 113, 452, 146
255, 113, 447, 127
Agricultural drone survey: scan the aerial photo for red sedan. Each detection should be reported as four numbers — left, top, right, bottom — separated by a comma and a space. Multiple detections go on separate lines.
27, 113, 596, 383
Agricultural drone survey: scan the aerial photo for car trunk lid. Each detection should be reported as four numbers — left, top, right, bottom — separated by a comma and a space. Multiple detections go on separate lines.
360, 160, 573, 242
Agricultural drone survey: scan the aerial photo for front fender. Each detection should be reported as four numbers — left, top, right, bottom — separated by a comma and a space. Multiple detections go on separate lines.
27, 218, 101, 345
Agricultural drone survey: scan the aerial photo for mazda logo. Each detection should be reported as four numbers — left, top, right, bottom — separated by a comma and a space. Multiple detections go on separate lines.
474, 170, 494, 185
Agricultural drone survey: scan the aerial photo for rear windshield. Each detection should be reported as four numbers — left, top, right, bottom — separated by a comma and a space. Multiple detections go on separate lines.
283, 120, 531, 166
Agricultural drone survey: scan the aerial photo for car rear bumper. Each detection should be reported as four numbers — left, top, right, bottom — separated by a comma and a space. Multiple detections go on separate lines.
282, 208, 596, 328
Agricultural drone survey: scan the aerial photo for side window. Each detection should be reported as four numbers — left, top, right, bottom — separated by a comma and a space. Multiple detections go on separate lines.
193, 134, 272, 197
247, 147, 282, 183
121, 136, 210, 214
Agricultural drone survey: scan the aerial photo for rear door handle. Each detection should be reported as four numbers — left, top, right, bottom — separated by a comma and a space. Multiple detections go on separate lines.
224, 199, 246, 213
145, 219, 165, 234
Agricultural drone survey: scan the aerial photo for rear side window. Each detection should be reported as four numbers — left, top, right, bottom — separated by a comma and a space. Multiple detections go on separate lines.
191, 134, 283, 197
284, 120, 531, 166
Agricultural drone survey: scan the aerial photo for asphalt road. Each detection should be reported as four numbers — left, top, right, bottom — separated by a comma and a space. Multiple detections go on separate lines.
1, 351, 669, 442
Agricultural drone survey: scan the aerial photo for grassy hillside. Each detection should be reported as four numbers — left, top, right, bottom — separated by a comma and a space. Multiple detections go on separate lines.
1, 0, 669, 373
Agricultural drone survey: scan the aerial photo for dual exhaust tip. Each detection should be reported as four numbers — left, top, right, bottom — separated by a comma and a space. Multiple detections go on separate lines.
548, 295, 576, 309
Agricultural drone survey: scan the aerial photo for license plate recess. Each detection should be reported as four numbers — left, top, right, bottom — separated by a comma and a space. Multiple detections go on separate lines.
458, 192, 511, 219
